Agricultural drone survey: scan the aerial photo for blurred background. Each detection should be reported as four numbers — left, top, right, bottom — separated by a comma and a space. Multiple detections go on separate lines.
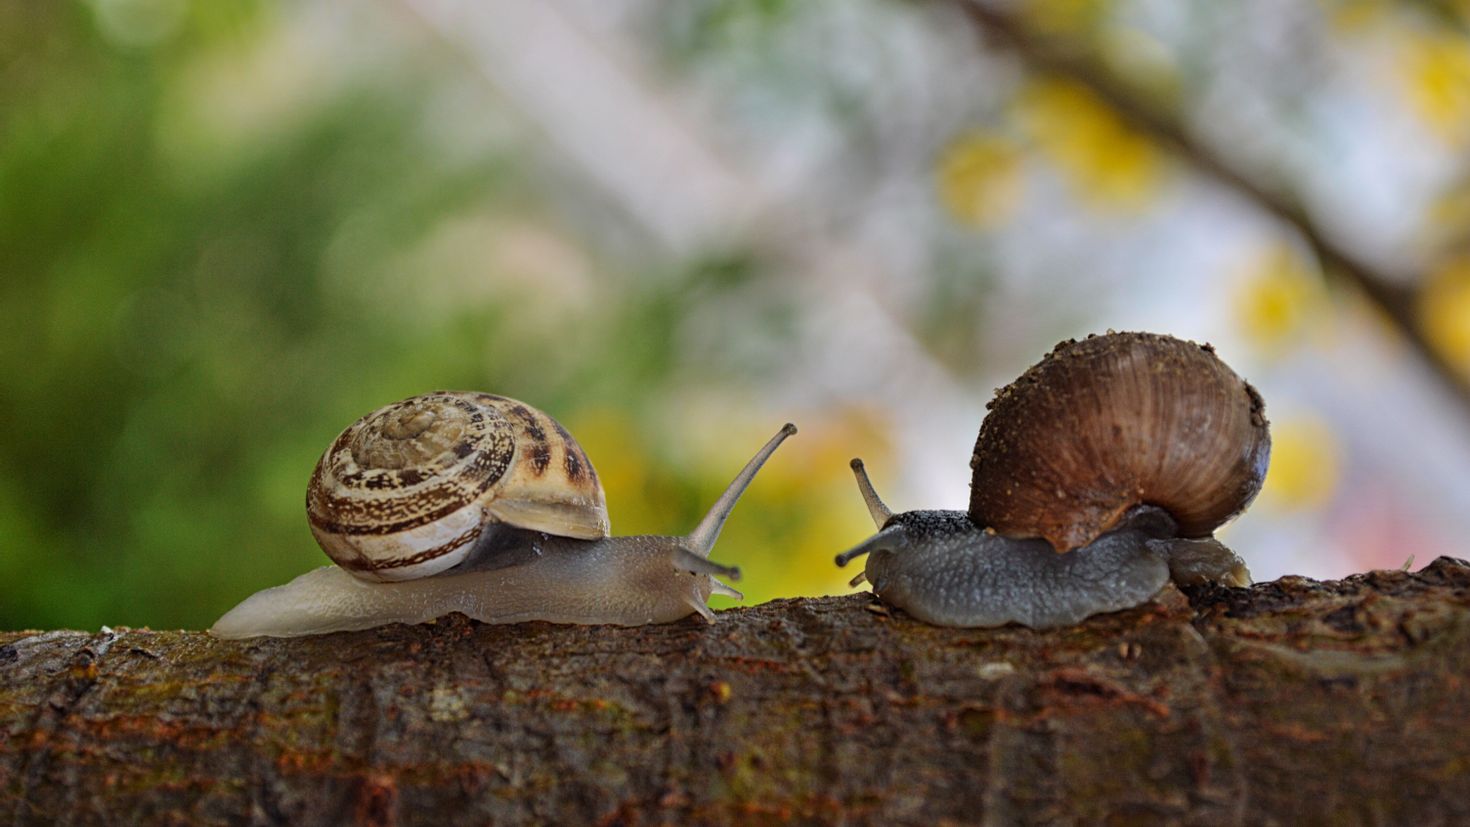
3, 0, 1469, 632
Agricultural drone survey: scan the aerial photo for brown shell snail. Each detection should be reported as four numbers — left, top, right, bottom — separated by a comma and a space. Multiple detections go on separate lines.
836, 332, 1269, 628
212, 391, 795, 638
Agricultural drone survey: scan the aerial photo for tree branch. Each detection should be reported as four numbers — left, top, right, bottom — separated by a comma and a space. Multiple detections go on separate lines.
958, 1, 1470, 418
4, 558, 1470, 824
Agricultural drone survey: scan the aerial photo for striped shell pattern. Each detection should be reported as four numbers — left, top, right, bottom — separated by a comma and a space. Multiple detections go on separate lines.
306, 392, 609, 582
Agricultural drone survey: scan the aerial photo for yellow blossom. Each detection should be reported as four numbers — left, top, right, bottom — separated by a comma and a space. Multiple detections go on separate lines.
1235, 244, 1327, 351
1402, 30, 1470, 145
1016, 79, 1167, 210
1260, 414, 1341, 512
1421, 257, 1470, 378
936, 132, 1024, 227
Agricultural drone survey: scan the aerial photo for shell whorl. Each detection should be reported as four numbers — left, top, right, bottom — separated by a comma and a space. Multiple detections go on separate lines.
968, 332, 1271, 553
307, 392, 609, 582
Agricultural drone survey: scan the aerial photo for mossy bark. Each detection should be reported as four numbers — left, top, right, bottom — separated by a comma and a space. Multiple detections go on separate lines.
4, 558, 1470, 825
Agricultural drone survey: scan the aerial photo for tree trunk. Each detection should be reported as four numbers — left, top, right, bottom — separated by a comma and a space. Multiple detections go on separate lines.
4, 558, 1470, 825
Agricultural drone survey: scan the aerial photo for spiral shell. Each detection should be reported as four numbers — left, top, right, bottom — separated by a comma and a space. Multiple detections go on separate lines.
968, 332, 1270, 552
306, 392, 609, 582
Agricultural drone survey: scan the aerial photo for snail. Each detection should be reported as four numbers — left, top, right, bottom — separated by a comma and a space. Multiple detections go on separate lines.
212, 391, 795, 638
835, 332, 1268, 628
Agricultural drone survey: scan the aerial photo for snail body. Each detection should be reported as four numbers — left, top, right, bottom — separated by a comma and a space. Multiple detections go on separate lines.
212, 530, 741, 636
837, 332, 1264, 629
213, 392, 795, 638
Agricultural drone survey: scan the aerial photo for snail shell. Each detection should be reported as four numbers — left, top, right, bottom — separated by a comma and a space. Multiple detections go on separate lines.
306, 391, 609, 582
968, 332, 1270, 552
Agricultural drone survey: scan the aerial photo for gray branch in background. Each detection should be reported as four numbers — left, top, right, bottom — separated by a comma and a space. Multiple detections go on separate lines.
959, 0, 1470, 420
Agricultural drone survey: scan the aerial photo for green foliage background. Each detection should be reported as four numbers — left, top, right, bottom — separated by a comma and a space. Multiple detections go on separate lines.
0, 4, 880, 630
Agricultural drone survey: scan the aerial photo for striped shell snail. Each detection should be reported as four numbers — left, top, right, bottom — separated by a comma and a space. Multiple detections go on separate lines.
212, 391, 795, 637
836, 332, 1269, 628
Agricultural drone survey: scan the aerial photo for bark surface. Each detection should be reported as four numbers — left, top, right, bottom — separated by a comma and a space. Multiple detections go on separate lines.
4, 558, 1470, 826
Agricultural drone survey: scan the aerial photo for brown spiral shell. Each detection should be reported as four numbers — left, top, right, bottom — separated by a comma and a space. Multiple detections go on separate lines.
306, 392, 609, 582
968, 332, 1270, 553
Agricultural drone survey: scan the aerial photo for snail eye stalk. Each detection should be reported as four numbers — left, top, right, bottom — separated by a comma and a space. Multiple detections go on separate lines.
849, 458, 893, 530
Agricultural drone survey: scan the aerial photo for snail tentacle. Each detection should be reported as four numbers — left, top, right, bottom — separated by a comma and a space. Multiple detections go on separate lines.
670, 546, 741, 581
710, 580, 744, 600
849, 458, 893, 529
685, 423, 797, 557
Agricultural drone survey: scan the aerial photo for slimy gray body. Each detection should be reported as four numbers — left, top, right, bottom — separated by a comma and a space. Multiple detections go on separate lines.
858, 510, 1171, 628
211, 534, 717, 638
838, 494, 1251, 629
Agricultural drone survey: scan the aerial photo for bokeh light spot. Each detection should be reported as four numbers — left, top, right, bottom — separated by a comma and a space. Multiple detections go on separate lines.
1260, 415, 1341, 513
936, 132, 1024, 228
1421, 256, 1470, 378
